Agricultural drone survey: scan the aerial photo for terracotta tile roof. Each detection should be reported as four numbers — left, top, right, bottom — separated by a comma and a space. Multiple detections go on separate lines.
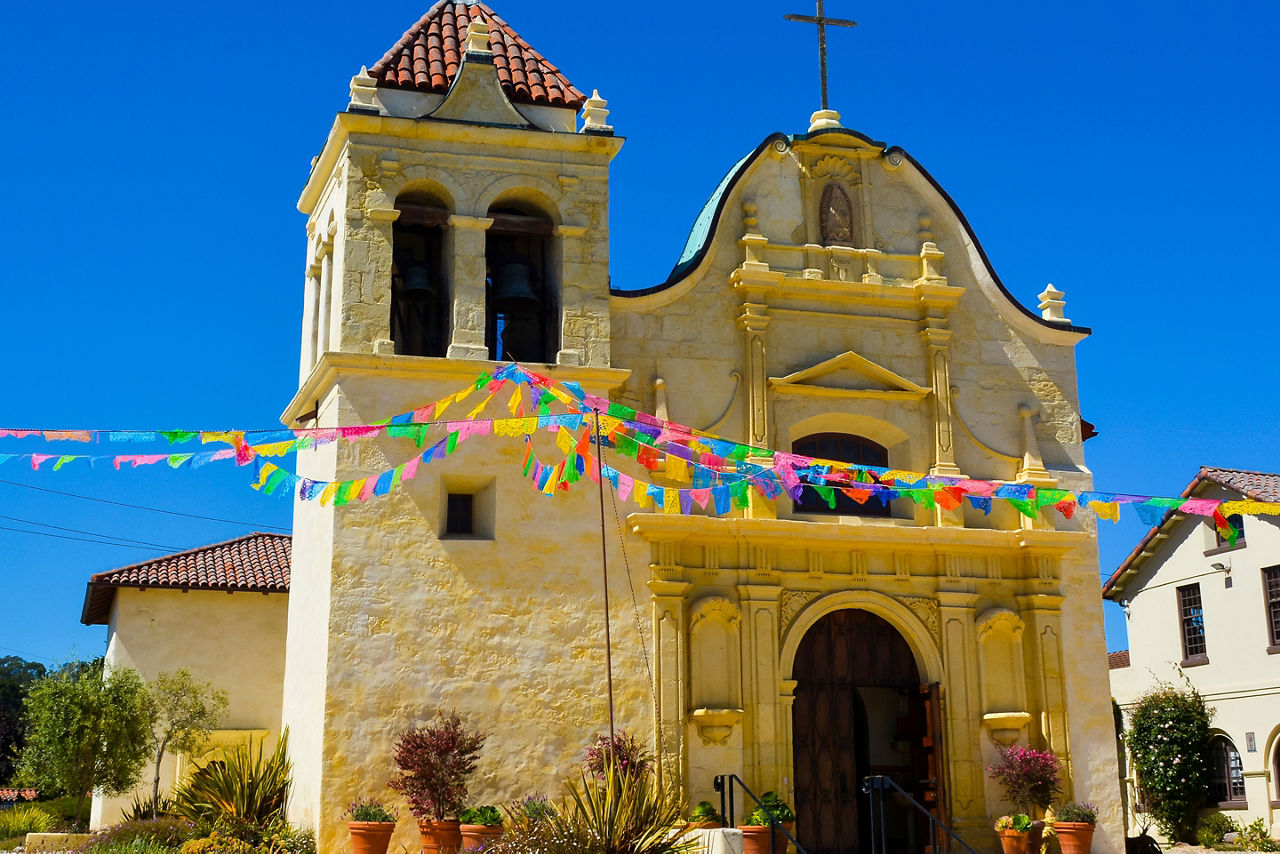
1102, 466, 1279, 598
81, 532, 290, 625
368, 1, 586, 109
0, 788, 38, 802
1108, 650, 1130, 670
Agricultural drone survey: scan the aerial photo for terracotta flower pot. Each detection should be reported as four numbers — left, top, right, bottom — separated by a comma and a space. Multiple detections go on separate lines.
687, 821, 721, 831
349, 821, 396, 854
1055, 822, 1095, 854
740, 825, 773, 854
459, 824, 502, 852
998, 823, 1045, 854
771, 820, 795, 854
417, 819, 463, 854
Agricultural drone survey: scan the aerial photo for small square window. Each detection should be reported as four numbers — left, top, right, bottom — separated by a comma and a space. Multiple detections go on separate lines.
1215, 514, 1245, 549
446, 493, 474, 536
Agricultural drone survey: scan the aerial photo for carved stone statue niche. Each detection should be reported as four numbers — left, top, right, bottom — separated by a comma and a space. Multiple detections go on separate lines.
820, 183, 856, 246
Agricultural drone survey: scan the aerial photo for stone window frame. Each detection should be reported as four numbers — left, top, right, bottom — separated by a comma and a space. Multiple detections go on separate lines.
790, 433, 890, 517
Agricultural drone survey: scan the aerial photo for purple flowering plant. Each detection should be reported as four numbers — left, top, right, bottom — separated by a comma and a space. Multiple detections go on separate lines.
583, 730, 653, 780
986, 745, 1061, 814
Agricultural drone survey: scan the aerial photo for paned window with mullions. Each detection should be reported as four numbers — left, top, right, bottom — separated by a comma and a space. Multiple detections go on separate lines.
1178, 583, 1207, 663
1208, 735, 1246, 805
1264, 566, 1280, 650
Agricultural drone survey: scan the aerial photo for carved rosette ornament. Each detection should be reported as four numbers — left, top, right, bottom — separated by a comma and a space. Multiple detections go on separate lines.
778, 589, 821, 640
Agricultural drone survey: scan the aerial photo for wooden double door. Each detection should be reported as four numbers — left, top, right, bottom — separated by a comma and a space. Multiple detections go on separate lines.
792, 609, 946, 854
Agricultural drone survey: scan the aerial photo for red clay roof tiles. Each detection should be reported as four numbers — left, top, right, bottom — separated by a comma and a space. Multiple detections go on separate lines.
368, 1, 585, 109
1107, 650, 1130, 669
81, 532, 290, 625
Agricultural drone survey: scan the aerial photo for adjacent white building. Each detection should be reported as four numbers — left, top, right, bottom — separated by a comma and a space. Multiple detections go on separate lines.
1104, 467, 1280, 834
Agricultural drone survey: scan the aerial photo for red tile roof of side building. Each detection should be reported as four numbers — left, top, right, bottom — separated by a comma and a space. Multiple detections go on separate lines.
1108, 650, 1130, 669
81, 532, 290, 625
368, 1, 586, 109
1101, 467, 1280, 599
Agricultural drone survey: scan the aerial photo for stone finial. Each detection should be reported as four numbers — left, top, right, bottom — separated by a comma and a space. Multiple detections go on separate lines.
1037, 283, 1069, 323
348, 66, 380, 112
464, 19, 492, 54
917, 215, 934, 243
808, 109, 842, 132
580, 89, 613, 134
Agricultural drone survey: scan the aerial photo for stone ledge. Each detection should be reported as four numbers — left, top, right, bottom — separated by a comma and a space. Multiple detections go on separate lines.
25, 833, 93, 852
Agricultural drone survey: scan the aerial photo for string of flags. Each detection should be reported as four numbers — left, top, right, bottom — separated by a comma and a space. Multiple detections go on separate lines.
2, 363, 1278, 543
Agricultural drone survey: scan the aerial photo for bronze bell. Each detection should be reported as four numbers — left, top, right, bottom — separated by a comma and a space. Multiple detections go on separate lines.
491, 262, 541, 312
398, 265, 435, 303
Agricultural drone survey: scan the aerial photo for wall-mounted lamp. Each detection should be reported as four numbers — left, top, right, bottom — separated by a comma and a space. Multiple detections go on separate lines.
1120, 599, 1131, 618
1211, 561, 1230, 575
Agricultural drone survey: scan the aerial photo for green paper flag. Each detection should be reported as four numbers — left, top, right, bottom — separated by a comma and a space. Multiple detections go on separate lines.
608, 402, 638, 421
1007, 498, 1037, 518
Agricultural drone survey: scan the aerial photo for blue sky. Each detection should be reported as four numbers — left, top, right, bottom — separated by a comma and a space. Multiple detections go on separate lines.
0, 0, 1276, 665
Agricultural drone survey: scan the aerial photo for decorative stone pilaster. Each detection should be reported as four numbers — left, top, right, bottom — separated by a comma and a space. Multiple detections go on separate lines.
649, 579, 692, 785
936, 591, 984, 826
300, 263, 321, 382
731, 262, 784, 520
317, 243, 334, 356
920, 327, 963, 492
1015, 594, 1071, 794
445, 215, 493, 360
737, 584, 783, 795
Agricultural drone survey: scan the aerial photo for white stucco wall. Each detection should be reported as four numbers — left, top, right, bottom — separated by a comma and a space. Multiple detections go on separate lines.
91, 588, 289, 829
1109, 483, 1280, 835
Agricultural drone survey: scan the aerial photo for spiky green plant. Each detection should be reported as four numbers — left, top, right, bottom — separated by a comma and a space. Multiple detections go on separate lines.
0, 803, 56, 838
550, 756, 693, 854
171, 732, 291, 832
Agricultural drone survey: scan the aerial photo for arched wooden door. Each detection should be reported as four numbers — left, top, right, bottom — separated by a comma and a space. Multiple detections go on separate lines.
792, 609, 940, 854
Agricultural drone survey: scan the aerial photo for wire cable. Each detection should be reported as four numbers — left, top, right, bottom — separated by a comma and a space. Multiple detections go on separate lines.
0, 513, 185, 551
0, 477, 290, 532
0, 524, 174, 552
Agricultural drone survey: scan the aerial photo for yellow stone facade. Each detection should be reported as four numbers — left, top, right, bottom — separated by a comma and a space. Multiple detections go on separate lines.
280, 19, 1121, 854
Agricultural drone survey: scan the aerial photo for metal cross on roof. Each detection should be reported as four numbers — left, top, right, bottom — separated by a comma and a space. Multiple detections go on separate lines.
784, 0, 858, 112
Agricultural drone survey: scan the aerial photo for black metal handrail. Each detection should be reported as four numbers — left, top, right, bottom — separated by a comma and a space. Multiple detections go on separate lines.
712, 774, 807, 854
862, 775, 977, 854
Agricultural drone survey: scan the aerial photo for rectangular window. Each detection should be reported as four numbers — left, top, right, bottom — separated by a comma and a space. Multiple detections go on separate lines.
445, 493, 474, 536
1178, 583, 1207, 663
1264, 566, 1280, 650
1212, 513, 1246, 550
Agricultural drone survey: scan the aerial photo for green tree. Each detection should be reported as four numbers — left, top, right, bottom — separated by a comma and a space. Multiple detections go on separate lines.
0, 656, 47, 784
17, 658, 155, 828
1125, 680, 1213, 843
146, 669, 228, 817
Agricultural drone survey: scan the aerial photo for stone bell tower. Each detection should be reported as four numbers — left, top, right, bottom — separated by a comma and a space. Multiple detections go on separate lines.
279, 4, 630, 848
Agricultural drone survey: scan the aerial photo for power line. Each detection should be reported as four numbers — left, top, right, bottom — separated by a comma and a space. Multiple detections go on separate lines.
0, 524, 173, 553
0, 477, 291, 532
0, 513, 184, 551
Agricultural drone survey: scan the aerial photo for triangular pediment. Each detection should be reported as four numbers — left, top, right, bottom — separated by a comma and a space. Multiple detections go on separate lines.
768, 351, 930, 401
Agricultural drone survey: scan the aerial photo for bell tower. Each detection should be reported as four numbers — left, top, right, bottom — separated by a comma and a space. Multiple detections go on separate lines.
279, 5, 629, 847
294, 2, 622, 379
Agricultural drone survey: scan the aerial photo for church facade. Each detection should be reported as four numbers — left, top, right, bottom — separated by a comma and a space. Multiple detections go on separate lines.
279, 3, 1122, 853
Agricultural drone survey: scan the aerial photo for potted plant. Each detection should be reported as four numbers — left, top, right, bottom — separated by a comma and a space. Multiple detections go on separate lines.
739, 792, 795, 854
994, 814, 1045, 854
458, 805, 503, 851
389, 711, 487, 854
987, 746, 1061, 818
346, 799, 398, 854
688, 800, 724, 830
1053, 803, 1097, 854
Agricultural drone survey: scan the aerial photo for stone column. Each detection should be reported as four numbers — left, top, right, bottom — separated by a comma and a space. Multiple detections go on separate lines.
936, 591, 985, 836
649, 579, 692, 788
738, 584, 783, 792
317, 246, 333, 356
731, 255, 784, 520
300, 263, 320, 383
446, 215, 493, 360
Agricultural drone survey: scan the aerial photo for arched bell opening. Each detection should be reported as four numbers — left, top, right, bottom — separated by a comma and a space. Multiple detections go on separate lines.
391, 192, 449, 357
484, 202, 557, 363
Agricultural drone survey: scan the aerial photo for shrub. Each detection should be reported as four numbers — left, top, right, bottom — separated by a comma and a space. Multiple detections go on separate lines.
123, 794, 176, 822
995, 815, 1035, 832
1239, 818, 1279, 852
1055, 803, 1097, 825
1125, 682, 1212, 842
75, 817, 198, 853
171, 733, 292, 834
345, 799, 397, 823
178, 831, 255, 854
389, 711, 487, 822
1199, 813, 1239, 848
986, 746, 1061, 814
0, 803, 57, 838
504, 794, 552, 834
583, 731, 652, 780
256, 818, 316, 854
459, 805, 503, 827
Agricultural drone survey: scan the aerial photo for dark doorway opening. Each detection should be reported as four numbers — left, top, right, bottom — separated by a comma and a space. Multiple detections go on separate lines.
792, 609, 945, 854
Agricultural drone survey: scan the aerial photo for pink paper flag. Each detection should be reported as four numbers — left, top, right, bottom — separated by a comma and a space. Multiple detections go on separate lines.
30, 454, 54, 470
412, 404, 435, 423
402, 456, 421, 480
357, 478, 377, 501
340, 426, 382, 442
691, 488, 711, 509
617, 473, 634, 502
0, 430, 39, 439
1178, 498, 1220, 516
132, 454, 170, 467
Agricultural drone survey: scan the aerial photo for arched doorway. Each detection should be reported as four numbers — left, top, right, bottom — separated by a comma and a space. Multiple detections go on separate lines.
792, 609, 944, 854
